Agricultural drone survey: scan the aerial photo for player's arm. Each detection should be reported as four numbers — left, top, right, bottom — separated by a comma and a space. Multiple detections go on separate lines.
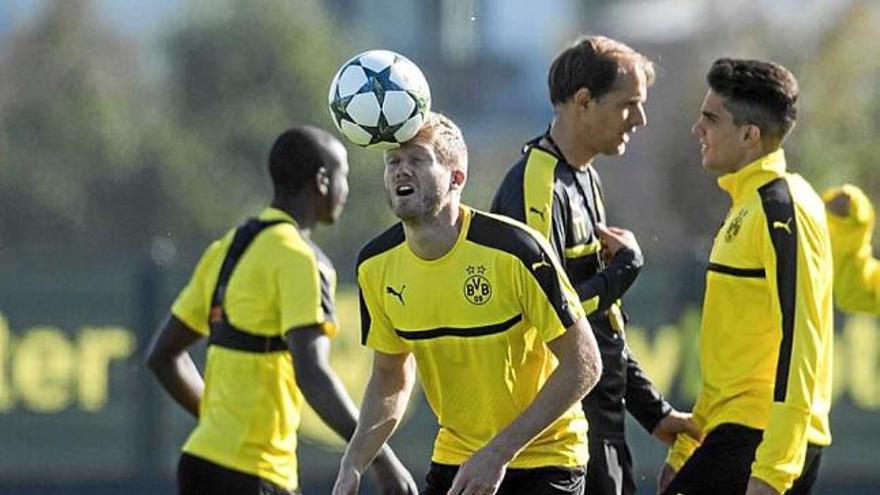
750, 192, 832, 494
290, 326, 416, 494
579, 224, 644, 314
823, 184, 880, 313
448, 232, 601, 494
448, 315, 601, 495
145, 315, 205, 418
622, 346, 700, 445
332, 350, 416, 495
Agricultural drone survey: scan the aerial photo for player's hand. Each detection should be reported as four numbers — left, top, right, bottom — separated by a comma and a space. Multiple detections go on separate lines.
447, 448, 507, 495
332, 465, 362, 495
656, 462, 676, 494
745, 477, 780, 495
824, 190, 852, 217
595, 224, 641, 260
652, 409, 702, 446
370, 450, 419, 495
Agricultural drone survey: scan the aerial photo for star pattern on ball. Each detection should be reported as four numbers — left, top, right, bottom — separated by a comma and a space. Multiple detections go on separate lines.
329, 50, 431, 149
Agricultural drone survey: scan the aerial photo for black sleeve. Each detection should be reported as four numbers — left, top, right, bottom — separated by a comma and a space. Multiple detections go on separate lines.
573, 246, 644, 314
623, 343, 672, 433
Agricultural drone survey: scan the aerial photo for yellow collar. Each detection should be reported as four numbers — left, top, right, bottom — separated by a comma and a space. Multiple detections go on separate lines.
257, 207, 300, 229
717, 149, 787, 203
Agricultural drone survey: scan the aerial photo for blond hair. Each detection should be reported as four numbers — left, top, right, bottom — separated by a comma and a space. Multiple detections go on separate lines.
407, 111, 468, 172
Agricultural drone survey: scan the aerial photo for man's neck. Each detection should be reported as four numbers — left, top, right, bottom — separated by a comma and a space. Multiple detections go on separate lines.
403, 203, 462, 260
549, 118, 596, 170
726, 145, 780, 175
271, 196, 314, 237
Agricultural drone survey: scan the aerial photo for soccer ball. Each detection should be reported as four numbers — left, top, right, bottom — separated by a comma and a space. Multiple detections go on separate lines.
328, 50, 431, 150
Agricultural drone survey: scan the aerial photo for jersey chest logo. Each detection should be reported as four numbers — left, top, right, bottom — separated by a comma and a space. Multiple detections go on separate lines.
724, 208, 748, 243
463, 264, 492, 305
386, 284, 406, 305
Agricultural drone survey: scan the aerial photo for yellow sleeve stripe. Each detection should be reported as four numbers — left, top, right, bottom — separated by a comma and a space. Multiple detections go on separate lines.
523, 149, 557, 239
564, 239, 601, 259
581, 296, 599, 315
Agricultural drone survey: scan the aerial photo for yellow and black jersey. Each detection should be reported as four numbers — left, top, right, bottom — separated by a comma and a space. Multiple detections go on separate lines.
822, 184, 880, 313
171, 207, 336, 490
491, 136, 670, 438
667, 150, 833, 494
357, 205, 588, 469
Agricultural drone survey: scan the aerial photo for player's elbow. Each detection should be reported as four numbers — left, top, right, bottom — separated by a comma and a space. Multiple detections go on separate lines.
145, 345, 171, 377
577, 336, 602, 397
582, 352, 602, 396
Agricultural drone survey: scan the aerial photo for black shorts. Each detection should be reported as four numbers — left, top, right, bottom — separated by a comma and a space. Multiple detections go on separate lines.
420, 462, 585, 495
585, 437, 636, 495
662, 423, 823, 495
177, 452, 300, 495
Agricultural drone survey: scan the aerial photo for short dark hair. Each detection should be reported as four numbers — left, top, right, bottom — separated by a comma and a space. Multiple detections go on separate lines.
707, 58, 799, 145
548, 35, 655, 105
268, 126, 339, 196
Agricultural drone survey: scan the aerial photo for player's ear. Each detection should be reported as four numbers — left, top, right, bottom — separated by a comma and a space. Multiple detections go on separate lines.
742, 124, 761, 147
574, 87, 592, 110
315, 166, 330, 195
451, 169, 466, 189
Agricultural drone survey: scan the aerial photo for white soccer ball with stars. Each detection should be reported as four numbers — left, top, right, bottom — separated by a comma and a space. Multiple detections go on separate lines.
328, 49, 431, 150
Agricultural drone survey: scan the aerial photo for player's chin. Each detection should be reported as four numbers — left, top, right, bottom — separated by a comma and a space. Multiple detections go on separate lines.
604, 143, 627, 156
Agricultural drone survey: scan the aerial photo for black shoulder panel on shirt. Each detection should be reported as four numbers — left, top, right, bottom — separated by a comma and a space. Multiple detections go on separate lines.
489, 153, 529, 223
467, 211, 576, 328
758, 177, 798, 403
357, 222, 405, 268
305, 239, 336, 322
356, 222, 405, 345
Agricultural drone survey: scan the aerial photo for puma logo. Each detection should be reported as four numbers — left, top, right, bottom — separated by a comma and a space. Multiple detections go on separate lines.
386, 284, 406, 305
531, 259, 552, 272
772, 217, 793, 235
529, 206, 546, 221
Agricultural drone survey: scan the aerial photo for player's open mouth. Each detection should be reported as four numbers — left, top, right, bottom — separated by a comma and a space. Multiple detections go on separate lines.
396, 185, 415, 196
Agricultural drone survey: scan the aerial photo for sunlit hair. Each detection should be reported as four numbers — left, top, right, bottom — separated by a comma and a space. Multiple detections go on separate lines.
707, 58, 799, 146
548, 34, 655, 105
406, 111, 468, 173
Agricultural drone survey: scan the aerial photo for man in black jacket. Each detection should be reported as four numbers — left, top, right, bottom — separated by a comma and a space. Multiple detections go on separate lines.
491, 35, 699, 495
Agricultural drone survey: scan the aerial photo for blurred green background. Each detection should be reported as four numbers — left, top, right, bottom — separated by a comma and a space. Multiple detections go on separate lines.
1, 0, 879, 493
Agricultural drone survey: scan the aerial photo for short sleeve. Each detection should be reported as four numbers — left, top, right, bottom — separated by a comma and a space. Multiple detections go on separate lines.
358, 266, 408, 354
171, 241, 222, 336
518, 234, 585, 343
276, 241, 331, 336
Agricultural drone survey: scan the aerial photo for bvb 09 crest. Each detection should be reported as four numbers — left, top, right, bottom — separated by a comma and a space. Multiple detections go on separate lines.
463, 264, 492, 305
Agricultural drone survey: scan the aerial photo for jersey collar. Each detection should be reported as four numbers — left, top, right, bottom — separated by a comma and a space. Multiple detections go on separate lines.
717, 149, 787, 203
258, 207, 300, 229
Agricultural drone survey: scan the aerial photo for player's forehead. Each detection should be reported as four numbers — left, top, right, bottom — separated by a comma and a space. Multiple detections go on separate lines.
385, 140, 436, 161
701, 90, 731, 118
603, 61, 648, 102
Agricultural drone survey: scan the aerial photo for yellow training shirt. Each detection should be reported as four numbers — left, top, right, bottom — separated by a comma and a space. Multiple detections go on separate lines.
823, 184, 880, 313
667, 150, 833, 493
171, 207, 337, 490
357, 205, 588, 468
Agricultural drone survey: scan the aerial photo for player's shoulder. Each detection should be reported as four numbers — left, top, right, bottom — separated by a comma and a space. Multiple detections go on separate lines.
357, 222, 406, 268
467, 209, 549, 262
260, 220, 317, 257
756, 174, 825, 223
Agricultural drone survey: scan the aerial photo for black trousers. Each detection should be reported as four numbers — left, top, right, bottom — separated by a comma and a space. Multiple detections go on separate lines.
662, 424, 823, 495
585, 437, 636, 495
178, 452, 300, 495
421, 462, 585, 495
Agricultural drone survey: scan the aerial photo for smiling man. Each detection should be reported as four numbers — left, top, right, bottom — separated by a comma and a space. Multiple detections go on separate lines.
659, 59, 834, 495
491, 35, 697, 495
332, 112, 603, 495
